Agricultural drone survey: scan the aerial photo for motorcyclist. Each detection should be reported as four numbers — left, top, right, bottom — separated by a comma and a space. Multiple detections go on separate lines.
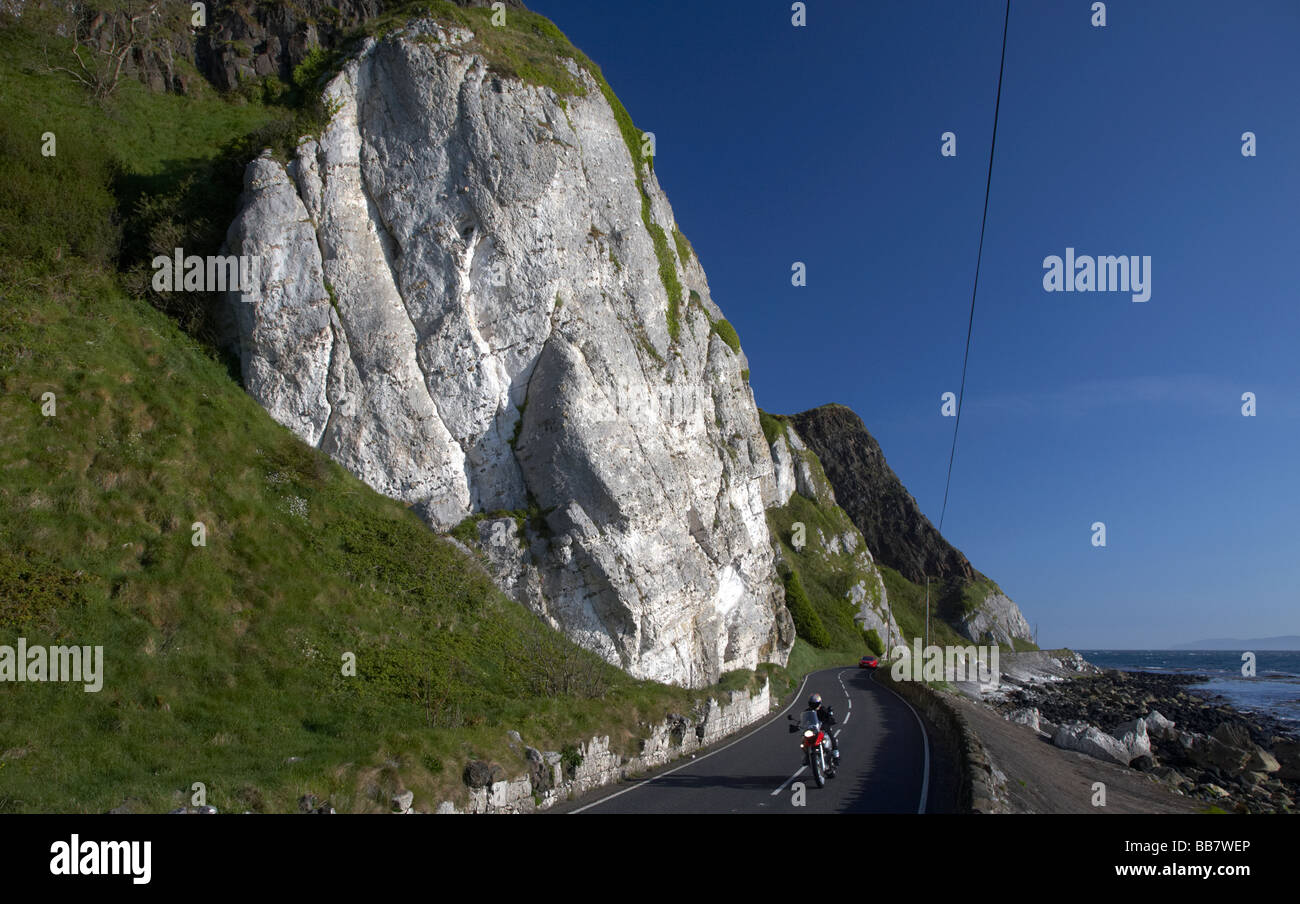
805, 693, 840, 762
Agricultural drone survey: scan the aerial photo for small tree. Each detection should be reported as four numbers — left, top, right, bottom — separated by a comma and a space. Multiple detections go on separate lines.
38, 1, 189, 100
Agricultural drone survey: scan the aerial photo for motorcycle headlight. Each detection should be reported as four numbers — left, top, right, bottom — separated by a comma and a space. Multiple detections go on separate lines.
803, 730, 815, 739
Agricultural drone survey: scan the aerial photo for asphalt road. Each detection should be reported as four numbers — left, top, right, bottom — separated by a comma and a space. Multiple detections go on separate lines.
566, 667, 936, 814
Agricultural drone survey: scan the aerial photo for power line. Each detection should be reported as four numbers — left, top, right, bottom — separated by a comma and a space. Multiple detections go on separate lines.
938, 0, 1011, 534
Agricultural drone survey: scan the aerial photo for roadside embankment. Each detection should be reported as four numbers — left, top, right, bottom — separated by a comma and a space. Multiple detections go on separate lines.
877, 669, 1005, 813
436, 680, 773, 813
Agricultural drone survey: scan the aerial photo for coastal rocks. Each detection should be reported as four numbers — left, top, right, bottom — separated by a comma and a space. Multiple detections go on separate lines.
1179, 732, 1250, 773
1246, 748, 1281, 774
1111, 717, 1152, 762
1144, 709, 1177, 741
1272, 738, 1300, 782
1052, 721, 1133, 766
996, 667, 1299, 813
1006, 707, 1041, 732
225, 19, 791, 686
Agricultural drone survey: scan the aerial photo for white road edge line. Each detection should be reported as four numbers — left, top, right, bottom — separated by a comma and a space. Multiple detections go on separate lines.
570, 671, 815, 813
771, 765, 806, 796
870, 671, 930, 814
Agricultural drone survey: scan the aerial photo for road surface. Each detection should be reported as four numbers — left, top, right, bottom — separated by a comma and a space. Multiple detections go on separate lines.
565, 667, 940, 814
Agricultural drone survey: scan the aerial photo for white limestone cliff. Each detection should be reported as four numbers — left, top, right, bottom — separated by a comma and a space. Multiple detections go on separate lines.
224, 20, 793, 686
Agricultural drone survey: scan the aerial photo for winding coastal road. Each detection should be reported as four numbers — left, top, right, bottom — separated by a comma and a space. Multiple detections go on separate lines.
565, 668, 938, 814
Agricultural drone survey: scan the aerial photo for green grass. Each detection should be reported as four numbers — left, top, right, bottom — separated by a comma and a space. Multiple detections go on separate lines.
710, 319, 741, 354
644, 208, 684, 342
780, 570, 830, 648
765, 442, 889, 670
758, 411, 788, 445
0, 19, 776, 813
877, 565, 978, 651
672, 228, 692, 264
863, 628, 883, 656
397, 2, 595, 97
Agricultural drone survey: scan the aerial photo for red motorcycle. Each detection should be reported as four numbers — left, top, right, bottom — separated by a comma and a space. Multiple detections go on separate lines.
788, 709, 837, 787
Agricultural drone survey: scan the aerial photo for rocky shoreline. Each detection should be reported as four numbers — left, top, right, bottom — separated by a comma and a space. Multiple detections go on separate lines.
994, 668, 1300, 814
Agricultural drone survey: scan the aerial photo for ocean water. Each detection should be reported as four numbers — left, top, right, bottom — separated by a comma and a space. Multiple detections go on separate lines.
1078, 649, 1300, 728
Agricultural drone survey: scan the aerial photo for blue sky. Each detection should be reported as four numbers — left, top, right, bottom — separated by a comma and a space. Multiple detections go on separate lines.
528, 0, 1300, 648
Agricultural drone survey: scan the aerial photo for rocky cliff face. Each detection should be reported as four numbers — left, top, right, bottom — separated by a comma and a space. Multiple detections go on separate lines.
788, 405, 974, 584
197, 0, 524, 92
224, 17, 792, 687
787, 404, 1033, 647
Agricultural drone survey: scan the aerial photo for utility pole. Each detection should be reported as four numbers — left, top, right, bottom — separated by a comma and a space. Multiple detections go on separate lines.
925, 576, 930, 650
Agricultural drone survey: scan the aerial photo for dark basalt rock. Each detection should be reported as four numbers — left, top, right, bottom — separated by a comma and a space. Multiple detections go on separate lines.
787, 404, 978, 585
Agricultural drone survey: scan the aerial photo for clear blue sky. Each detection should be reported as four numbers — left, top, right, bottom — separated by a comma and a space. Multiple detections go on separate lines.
528, 0, 1300, 649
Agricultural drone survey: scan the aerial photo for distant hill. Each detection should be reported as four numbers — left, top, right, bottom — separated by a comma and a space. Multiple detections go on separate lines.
783, 404, 1035, 649
1174, 636, 1300, 650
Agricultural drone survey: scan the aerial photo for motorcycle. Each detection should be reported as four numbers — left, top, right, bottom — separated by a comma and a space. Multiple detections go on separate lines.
788, 709, 837, 787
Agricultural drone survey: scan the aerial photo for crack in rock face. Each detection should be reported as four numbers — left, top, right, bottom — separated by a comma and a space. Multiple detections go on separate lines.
223, 22, 791, 687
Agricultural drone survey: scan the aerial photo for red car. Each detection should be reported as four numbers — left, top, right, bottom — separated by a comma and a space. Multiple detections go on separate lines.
859, 654, 879, 669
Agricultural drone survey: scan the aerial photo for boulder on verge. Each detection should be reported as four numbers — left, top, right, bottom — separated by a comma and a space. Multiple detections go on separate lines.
1270, 738, 1300, 782
1007, 708, 1040, 732
1052, 721, 1132, 766
1211, 722, 1253, 751
1179, 733, 1250, 773
1111, 717, 1152, 762
1144, 709, 1177, 740
1244, 747, 1281, 775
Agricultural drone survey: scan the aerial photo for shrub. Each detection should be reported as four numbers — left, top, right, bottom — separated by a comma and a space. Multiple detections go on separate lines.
710, 319, 740, 354
783, 570, 830, 648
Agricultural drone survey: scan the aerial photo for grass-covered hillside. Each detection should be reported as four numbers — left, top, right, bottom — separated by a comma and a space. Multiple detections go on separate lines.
760, 412, 991, 670
0, 12, 764, 814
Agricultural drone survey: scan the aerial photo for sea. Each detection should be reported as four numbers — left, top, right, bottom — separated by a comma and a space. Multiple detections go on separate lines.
1078, 650, 1300, 729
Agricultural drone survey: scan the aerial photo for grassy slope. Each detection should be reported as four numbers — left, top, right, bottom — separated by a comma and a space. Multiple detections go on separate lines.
762, 413, 982, 666
0, 19, 758, 814
762, 416, 877, 672
762, 414, 1035, 656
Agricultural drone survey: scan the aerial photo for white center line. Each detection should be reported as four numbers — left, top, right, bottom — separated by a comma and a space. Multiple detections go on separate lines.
771, 765, 806, 796
571, 671, 814, 813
